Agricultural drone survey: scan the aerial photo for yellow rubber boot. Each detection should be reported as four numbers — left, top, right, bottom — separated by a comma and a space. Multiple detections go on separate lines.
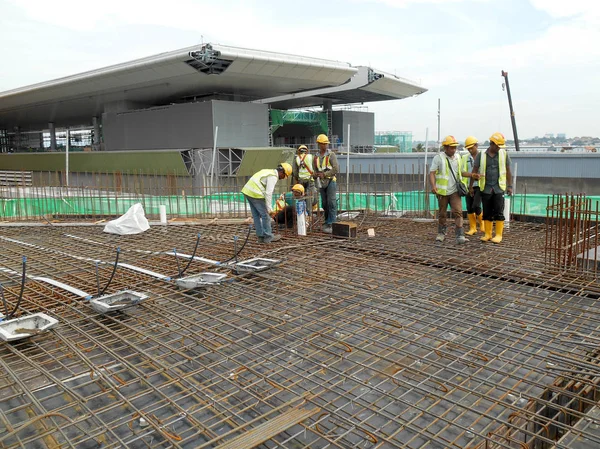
491, 220, 504, 244
465, 213, 477, 235
480, 220, 493, 242
477, 213, 484, 232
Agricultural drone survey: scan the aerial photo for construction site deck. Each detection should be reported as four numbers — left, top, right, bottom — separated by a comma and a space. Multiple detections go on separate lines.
0, 213, 599, 449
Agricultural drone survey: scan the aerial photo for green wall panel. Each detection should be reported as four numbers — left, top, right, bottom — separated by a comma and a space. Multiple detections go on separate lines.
0, 151, 189, 175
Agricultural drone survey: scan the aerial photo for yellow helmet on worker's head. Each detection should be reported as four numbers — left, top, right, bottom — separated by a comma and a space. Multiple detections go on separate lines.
489, 132, 506, 148
292, 184, 305, 195
278, 162, 292, 177
297, 145, 308, 153
316, 134, 330, 144
442, 135, 459, 147
464, 136, 478, 149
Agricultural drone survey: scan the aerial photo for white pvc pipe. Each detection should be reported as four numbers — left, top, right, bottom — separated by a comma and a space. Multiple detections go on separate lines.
346, 123, 350, 211
159, 205, 167, 224
423, 127, 429, 191
210, 126, 219, 190
65, 128, 70, 187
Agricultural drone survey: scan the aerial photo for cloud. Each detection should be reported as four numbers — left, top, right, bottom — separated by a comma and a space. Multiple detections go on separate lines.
528, 0, 600, 21
353, 0, 489, 7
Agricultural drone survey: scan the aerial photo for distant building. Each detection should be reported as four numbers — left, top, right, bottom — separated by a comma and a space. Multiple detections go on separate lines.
557, 133, 566, 140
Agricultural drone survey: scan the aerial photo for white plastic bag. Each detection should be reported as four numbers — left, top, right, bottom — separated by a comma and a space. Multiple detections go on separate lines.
103, 203, 150, 235
504, 197, 511, 229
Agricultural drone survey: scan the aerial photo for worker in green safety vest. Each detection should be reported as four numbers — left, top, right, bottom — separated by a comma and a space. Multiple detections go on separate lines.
429, 135, 466, 244
242, 163, 292, 243
313, 134, 339, 234
460, 136, 484, 235
292, 144, 317, 212
470, 132, 513, 244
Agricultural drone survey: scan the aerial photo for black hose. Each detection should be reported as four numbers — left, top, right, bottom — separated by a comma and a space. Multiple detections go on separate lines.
6, 256, 26, 320
179, 234, 201, 277
220, 226, 251, 264
173, 248, 182, 278
0, 283, 9, 319
97, 248, 120, 298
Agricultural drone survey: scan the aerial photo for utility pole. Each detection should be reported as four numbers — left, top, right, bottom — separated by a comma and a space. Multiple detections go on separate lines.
501, 71, 520, 152
437, 98, 440, 149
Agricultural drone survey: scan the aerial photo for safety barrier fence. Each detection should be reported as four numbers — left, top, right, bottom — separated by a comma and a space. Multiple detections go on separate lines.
1, 187, 593, 222
1, 170, 599, 222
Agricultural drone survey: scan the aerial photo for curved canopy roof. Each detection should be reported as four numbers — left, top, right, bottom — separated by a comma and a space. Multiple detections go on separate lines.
0, 43, 427, 130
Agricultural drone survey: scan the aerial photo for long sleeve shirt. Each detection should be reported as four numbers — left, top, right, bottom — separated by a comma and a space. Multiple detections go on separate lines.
264, 175, 278, 213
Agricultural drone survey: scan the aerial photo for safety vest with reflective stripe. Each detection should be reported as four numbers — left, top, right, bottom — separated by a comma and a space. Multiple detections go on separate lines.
296, 154, 314, 180
241, 169, 278, 199
433, 154, 452, 195
479, 149, 507, 191
460, 153, 478, 188
316, 154, 336, 182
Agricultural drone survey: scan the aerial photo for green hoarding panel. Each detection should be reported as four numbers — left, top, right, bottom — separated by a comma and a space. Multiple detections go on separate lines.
2, 193, 587, 220
0, 151, 189, 175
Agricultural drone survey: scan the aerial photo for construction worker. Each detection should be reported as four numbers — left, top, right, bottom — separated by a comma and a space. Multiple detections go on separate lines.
470, 132, 513, 243
273, 184, 305, 229
292, 144, 317, 211
241, 163, 292, 243
429, 135, 466, 244
313, 134, 339, 233
461, 136, 484, 235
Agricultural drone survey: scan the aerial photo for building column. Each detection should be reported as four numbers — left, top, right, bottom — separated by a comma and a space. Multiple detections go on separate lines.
49, 122, 57, 151
14, 126, 21, 151
92, 116, 101, 150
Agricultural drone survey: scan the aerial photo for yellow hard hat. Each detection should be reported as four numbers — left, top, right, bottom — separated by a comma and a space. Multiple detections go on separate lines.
442, 135, 459, 147
292, 183, 305, 195
464, 136, 478, 149
298, 145, 308, 153
316, 134, 330, 144
489, 132, 506, 148
278, 162, 292, 177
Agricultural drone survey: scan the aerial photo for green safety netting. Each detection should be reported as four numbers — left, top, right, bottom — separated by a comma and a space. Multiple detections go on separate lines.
269, 109, 328, 135
2, 192, 595, 220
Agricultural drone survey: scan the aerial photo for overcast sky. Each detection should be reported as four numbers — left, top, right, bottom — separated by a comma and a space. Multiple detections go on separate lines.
1, 0, 598, 141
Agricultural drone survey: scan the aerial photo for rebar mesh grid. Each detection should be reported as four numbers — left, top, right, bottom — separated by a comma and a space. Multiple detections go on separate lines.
0, 218, 599, 449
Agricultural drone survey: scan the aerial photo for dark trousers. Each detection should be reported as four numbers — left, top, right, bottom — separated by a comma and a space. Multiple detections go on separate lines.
319, 181, 337, 225
298, 179, 317, 212
481, 191, 505, 221
466, 186, 482, 215
274, 207, 295, 228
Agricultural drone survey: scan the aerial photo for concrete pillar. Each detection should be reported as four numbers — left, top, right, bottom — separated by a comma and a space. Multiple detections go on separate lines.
92, 116, 101, 150
49, 122, 57, 151
39, 132, 44, 150
14, 126, 21, 151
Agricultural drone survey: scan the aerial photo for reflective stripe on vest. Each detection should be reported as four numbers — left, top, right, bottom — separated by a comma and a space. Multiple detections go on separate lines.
460, 153, 478, 188
479, 149, 507, 191
296, 154, 314, 180
241, 169, 277, 199
275, 194, 286, 212
435, 155, 451, 195
316, 154, 336, 182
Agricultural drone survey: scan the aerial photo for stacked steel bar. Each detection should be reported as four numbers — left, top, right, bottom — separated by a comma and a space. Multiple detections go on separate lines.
546, 194, 600, 276
0, 219, 598, 448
